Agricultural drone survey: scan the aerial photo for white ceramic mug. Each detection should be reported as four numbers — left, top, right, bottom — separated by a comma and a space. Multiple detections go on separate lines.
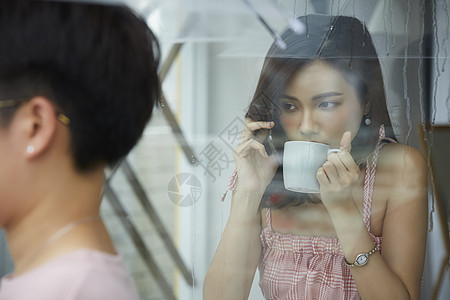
283, 141, 340, 193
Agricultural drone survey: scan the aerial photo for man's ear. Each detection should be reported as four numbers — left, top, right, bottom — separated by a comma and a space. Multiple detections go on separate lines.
22, 96, 58, 159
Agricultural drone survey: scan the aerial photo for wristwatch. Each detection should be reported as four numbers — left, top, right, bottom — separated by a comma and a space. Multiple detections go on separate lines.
344, 245, 379, 267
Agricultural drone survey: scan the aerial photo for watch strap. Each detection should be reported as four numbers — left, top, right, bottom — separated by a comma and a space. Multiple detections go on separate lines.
345, 245, 379, 267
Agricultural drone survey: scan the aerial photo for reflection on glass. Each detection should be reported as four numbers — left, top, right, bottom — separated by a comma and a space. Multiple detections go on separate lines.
204, 14, 428, 299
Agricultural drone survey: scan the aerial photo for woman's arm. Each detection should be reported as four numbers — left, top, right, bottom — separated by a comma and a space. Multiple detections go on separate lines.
318, 135, 427, 299
357, 143, 427, 299
203, 119, 278, 300
203, 191, 264, 300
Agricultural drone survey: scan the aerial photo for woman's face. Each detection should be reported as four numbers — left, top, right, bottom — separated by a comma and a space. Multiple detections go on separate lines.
0, 110, 25, 226
278, 61, 364, 148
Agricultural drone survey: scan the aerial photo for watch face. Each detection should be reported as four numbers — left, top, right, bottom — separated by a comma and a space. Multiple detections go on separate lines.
355, 254, 368, 266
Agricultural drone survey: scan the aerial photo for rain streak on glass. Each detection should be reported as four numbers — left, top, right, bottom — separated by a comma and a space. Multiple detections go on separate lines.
403, 0, 412, 144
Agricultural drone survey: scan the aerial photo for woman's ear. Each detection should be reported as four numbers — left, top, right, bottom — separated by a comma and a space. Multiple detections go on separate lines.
22, 96, 58, 159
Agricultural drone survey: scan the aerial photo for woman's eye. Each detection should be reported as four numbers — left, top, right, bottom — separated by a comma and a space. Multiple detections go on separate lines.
282, 103, 298, 112
318, 101, 338, 109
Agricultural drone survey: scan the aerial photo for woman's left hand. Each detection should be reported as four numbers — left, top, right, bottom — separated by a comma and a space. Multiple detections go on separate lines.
316, 131, 361, 209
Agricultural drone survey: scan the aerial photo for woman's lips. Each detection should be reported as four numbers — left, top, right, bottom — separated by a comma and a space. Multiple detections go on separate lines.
296, 138, 330, 145
309, 140, 327, 145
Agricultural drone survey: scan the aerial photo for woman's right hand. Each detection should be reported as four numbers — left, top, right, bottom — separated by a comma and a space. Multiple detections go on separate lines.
232, 118, 278, 194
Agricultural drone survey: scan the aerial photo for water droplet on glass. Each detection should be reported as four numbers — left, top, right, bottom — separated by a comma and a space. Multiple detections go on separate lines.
403, 0, 412, 145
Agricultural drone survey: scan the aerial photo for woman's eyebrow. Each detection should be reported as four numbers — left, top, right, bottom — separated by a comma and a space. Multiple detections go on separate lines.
311, 92, 343, 101
280, 94, 299, 101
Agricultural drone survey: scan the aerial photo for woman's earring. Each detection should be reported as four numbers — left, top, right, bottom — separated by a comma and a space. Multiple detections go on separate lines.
27, 145, 35, 154
364, 114, 371, 126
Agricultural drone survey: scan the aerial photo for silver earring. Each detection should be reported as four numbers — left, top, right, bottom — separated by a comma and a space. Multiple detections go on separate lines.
27, 145, 35, 153
364, 113, 371, 126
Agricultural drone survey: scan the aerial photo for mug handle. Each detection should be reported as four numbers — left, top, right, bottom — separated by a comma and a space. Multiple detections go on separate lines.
327, 149, 341, 155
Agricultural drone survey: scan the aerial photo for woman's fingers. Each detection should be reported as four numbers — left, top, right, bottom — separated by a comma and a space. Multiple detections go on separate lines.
321, 160, 338, 182
339, 131, 352, 152
239, 119, 274, 144
328, 152, 358, 173
234, 138, 268, 159
244, 119, 274, 132
316, 167, 328, 185
323, 152, 360, 185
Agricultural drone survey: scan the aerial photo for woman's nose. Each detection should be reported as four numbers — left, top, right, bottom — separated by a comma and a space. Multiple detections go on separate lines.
299, 112, 316, 136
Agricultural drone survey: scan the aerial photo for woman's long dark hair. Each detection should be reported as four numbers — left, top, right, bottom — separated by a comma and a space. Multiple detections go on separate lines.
245, 15, 397, 208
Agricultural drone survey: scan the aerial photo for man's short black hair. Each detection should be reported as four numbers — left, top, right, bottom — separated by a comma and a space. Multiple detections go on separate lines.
0, 0, 161, 172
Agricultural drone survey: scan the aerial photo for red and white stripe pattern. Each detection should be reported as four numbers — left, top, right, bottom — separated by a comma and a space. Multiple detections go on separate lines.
258, 125, 394, 299
259, 207, 382, 299
363, 125, 397, 229
221, 169, 238, 202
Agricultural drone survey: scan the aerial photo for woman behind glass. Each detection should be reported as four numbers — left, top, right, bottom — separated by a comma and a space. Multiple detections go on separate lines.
204, 14, 427, 299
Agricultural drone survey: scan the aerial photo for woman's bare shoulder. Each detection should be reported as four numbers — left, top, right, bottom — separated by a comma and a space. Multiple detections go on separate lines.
378, 143, 426, 173
378, 143, 427, 201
